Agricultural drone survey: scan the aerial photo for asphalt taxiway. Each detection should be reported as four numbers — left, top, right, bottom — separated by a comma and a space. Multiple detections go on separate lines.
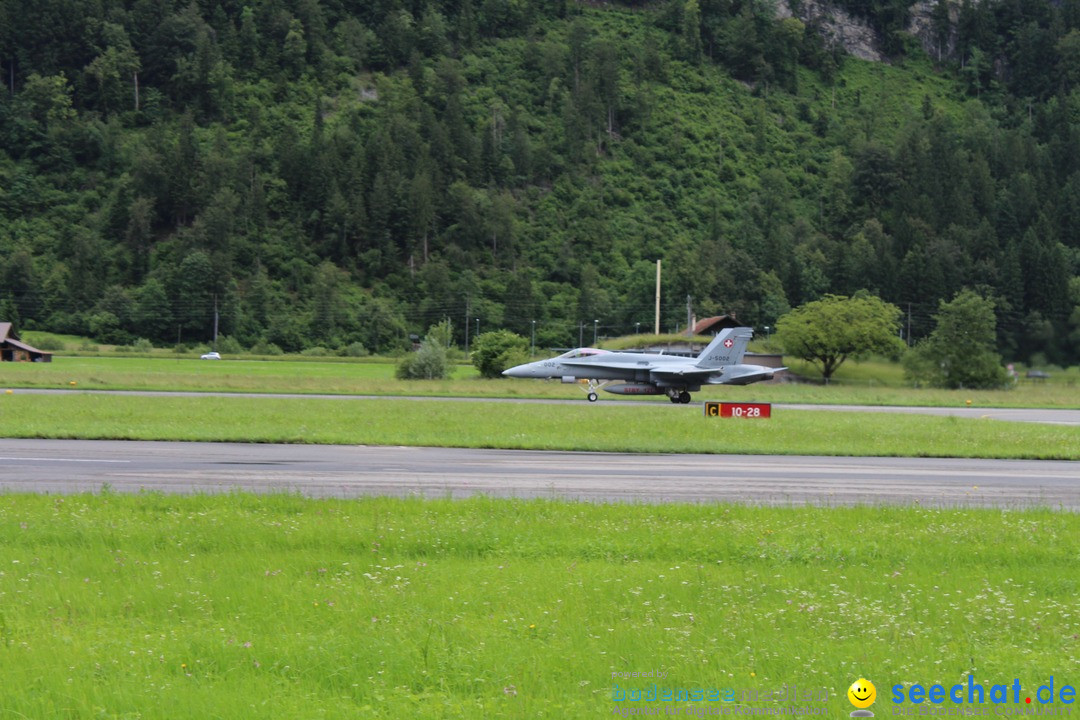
0, 439, 1076, 509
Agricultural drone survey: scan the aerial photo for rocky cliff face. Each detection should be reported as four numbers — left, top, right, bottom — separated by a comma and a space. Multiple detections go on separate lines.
777, 0, 957, 63
776, 0, 886, 61
907, 0, 958, 62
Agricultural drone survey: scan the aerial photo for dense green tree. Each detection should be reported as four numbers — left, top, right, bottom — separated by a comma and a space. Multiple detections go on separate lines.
1, 249, 37, 322
131, 278, 174, 342
903, 289, 1007, 388
1057, 30, 1080, 92
471, 329, 528, 378
776, 294, 905, 382
84, 23, 141, 115
681, 0, 703, 63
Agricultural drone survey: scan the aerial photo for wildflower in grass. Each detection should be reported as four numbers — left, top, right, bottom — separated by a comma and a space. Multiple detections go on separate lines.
503, 685, 517, 696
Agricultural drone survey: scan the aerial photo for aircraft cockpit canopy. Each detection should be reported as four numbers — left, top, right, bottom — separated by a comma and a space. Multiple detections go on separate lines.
558, 348, 611, 359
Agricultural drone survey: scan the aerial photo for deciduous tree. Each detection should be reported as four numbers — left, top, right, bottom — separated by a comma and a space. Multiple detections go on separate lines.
776, 293, 904, 382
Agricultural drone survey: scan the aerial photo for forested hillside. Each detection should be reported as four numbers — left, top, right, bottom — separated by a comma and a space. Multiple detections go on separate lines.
1, 0, 1078, 363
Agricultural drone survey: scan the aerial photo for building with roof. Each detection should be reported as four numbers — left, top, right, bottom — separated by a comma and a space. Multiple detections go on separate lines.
690, 314, 741, 336
0, 323, 52, 362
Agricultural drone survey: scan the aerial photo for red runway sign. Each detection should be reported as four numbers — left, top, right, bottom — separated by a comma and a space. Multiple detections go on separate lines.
703, 402, 772, 418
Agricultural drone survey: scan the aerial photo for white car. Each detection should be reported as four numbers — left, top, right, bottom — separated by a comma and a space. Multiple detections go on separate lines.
200, 351, 221, 360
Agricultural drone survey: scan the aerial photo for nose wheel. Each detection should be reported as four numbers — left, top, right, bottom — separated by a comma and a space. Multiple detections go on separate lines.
582, 379, 606, 402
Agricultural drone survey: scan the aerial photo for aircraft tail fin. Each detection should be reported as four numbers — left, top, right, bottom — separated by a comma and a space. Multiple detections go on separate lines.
694, 327, 753, 369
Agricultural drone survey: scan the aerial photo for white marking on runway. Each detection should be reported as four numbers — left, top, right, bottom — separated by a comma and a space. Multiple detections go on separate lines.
0, 456, 130, 464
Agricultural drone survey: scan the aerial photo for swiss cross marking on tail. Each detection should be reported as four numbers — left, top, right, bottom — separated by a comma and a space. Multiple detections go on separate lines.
723, 339, 734, 348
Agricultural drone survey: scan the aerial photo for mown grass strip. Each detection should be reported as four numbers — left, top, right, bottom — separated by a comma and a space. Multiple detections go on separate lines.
1, 393, 1077, 459
0, 493, 1075, 719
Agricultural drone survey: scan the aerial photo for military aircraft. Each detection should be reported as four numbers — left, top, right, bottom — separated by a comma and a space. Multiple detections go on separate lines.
502, 327, 784, 403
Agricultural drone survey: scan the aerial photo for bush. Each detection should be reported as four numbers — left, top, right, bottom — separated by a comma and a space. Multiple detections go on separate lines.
471, 330, 529, 379
342, 341, 369, 357
301, 346, 330, 357
133, 338, 153, 352
250, 340, 283, 356
396, 338, 449, 379
217, 336, 244, 354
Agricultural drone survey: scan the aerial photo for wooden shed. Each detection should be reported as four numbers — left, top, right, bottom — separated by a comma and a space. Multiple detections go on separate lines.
0, 323, 52, 362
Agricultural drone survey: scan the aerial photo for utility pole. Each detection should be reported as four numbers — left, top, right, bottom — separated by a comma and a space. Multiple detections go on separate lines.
686, 295, 692, 336
531, 320, 536, 356
213, 294, 219, 350
464, 300, 470, 354
593, 319, 598, 345
654, 260, 661, 335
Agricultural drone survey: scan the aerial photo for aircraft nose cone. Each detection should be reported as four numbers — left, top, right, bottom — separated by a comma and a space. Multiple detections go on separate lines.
503, 365, 526, 378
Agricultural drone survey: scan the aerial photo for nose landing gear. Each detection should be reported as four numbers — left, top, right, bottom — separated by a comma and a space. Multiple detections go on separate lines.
583, 379, 605, 402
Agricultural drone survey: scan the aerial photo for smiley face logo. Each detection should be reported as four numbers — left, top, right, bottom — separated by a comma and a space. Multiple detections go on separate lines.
848, 678, 877, 709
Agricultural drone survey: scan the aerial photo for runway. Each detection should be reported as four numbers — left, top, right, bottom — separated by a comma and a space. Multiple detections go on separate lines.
1, 439, 1076, 509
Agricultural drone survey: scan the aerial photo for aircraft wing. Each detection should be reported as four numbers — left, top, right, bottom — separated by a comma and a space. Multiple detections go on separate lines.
704, 367, 786, 385
562, 359, 714, 376
648, 367, 716, 379
559, 359, 658, 370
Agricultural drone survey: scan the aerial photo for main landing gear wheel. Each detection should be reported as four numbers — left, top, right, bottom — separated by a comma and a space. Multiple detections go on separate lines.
679, 391, 692, 404
587, 392, 599, 402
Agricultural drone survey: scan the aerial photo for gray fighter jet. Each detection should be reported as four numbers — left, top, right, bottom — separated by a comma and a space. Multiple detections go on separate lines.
502, 327, 784, 403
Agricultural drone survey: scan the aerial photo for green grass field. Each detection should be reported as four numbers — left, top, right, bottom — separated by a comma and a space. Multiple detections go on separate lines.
1, 493, 1076, 719
2, 353, 1076, 720
1, 393, 1077, 459
2, 355, 1079, 408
